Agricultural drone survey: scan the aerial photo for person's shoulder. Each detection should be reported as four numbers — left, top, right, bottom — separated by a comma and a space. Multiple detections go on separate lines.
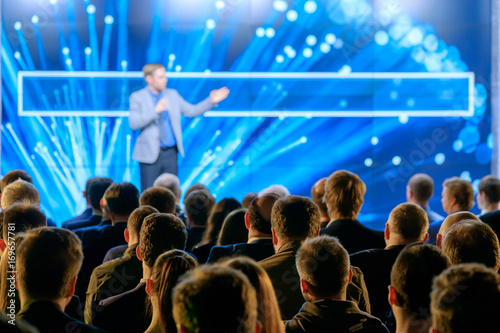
130, 87, 148, 97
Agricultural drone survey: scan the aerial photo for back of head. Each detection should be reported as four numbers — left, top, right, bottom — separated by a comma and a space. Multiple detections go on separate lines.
200, 197, 241, 245
0, 170, 32, 193
439, 211, 480, 236
127, 205, 159, 239
442, 177, 474, 211
272, 195, 320, 241
183, 184, 210, 204
242, 192, 258, 209
151, 250, 198, 333
442, 220, 500, 270
296, 235, 349, 298
153, 173, 181, 199
217, 209, 248, 246
478, 175, 500, 203
104, 182, 140, 216
431, 263, 500, 333
259, 184, 290, 198
3, 201, 46, 241
184, 190, 216, 227
140, 213, 187, 268
311, 178, 328, 218
223, 256, 284, 333
1, 180, 40, 210
139, 187, 177, 214
16, 227, 83, 301
88, 177, 114, 210
172, 265, 258, 333
390, 244, 451, 319
324, 170, 366, 220
388, 203, 429, 242
407, 173, 434, 203
248, 193, 280, 234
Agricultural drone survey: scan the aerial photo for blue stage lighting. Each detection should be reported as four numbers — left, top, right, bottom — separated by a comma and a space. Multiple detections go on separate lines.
407, 28, 424, 45
215, 1, 225, 10
392, 156, 402, 166
104, 15, 114, 24
461, 171, 472, 182
273, 0, 288, 12
14, 21, 22, 30
276, 55, 284, 63
365, 158, 373, 167
374, 31, 389, 45
398, 114, 409, 124
265, 27, 275, 38
206, 19, 216, 30
320, 43, 331, 53
303, 48, 313, 58
306, 35, 317, 46
371, 137, 379, 145
86, 4, 96, 14
286, 10, 298, 21
256, 27, 265, 37
31, 15, 39, 24
304, 1, 317, 14
325, 33, 336, 45
435, 153, 445, 165
423, 34, 439, 52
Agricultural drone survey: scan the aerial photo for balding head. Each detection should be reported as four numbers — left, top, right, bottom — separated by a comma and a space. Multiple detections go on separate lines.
385, 203, 429, 246
246, 193, 280, 235
311, 178, 328, 219
436, 211, 480, 248
153, 173, 181, 202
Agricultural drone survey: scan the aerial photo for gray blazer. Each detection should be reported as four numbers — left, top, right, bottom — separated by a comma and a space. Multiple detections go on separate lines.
128, 87, 214, 163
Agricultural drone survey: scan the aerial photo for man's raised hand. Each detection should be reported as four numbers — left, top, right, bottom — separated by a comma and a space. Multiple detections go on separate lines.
209, 87, 230, 104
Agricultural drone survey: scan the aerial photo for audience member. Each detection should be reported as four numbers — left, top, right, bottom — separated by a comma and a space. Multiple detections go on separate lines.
207, 193, 279, 263
93, 213, 187, 332
430, 263, 500, 333
428, 177, 474, 244
406, 173, 444, 222
441, 219, 500, 270
216, 209, 248, 246
388, 244, 451, 333
435, 211, 479, 248
183, 189, 216, 252
63, 177, 114, 230
223, 257, 285, 333
259, 184, 290, 198
153, 172, 182, 213
285, 236, 388, 333
16, 227, 105, 332
145, 250, 197, 333
477, 175, 500, 233
192, 197, 241, 262
61, 177, 96, 227
172, 265, 259, 333
350, 203, 429, 321
85, 205, 158, 324
321, 170, 385, 253
242, 192, 258, 208
139, 186, 177, 214
0, 170, 32, 194
311, 177, 330, 229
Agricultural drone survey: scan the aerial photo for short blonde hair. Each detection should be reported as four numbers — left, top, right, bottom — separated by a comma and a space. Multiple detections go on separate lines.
442, 177, 474, 211
142, 63, 164, 77
1, 180, 40, 210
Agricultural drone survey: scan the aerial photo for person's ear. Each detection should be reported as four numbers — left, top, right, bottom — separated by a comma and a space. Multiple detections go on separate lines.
245, 212, 251, 230
83, 191, 87, 199
174, 212, 178, 217
180, 325, 189, 333
254, 320, 262, 333
66, 276, 77, 298
384, 223, 390, 241
146, 278, 153, 296
423, 232, 429, 243
348, 268, 353, 284
136, 245, 143, 261
430, 328, 439, 333
272, 229, 278, 246
124, 229, 130, 243
100, 198, 104, 211
388, 285, 399, 306
300, 279, 310, 295
0, 239, 6, 252
436, 233, 443, 249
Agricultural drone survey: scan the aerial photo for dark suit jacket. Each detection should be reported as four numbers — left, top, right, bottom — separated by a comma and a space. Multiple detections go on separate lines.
65, 214, 102, 231
259, 241, 371, 320
102, 244, 128, 263
186, 227, 205, 252
350, 245, 407, 322
62, 207, 93, 229
320, 219, 385, 254
480, 210, 500, 234
192, 242, 214, 264
207, 238, 275, 263
427, 219, 443, 245
85, 244, 143, 325
17, 301, 106, 333
93, 282, 150, 333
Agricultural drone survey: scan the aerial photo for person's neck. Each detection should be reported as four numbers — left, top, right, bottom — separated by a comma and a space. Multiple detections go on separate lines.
147, 85, 161, 95
248, 228, 271, 240
142, 263, 152, 281
394, 308, 432, 333
111, 218, 128, 226
21, 296, 68, 312
128, 238, 139, 247
145, 296, 162, 333
275, 238, 304, 252
308, 291, 346, 303
385, 237, 421, 248
481, 202, 499, 214
329, 214, 355, 222
409, 199, 428, 208
92, 208, 103, 215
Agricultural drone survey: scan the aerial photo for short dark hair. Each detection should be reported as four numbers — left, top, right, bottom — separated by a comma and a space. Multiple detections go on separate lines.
140, 213, 188, 268
0, 170, 32, 193
296, 236, 349, 297
390, 244, 451, 319
104, 182, 140, 216
88, 177, 114, 210
242, 192, 258, 209
443, 177, 474, 211
184, 190, 216, 227
271, 195, 320, 241
388, 203, 429, 242
127, 205, 159, 239
442, 220, 500, 270
408, 173, 434, 202
140, 187, 177, 214
478, 175, 500, 203
324, 170, 365, 220
248, 193, 280, 234
431, 263, 500, 333
183, 184, 210, 204
17, 227, 83, 300
172, 265, 258, 333
311, 178, 328, 217
3, 201, 46, 240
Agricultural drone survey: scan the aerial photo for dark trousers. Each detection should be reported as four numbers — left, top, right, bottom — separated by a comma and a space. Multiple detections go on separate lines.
139, 146, 178, 192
